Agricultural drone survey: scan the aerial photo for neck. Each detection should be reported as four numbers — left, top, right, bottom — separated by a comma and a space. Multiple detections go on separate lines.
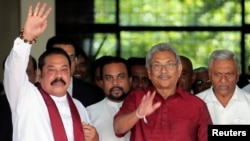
215, 93, 233, 107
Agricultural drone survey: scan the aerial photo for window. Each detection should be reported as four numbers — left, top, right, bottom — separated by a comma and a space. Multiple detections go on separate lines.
56, 0, 249, 74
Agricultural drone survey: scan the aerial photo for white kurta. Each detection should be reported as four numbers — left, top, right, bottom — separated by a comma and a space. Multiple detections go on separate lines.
196, 86, 250, 124
86, 98, 130, 141
3, 38, 90, 141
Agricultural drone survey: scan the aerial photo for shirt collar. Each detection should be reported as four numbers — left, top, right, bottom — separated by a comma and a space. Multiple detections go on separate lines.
105, 98, 123, 108
206, 86, 245, 102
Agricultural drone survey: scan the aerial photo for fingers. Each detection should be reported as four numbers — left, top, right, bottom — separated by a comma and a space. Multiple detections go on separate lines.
42, 6, 52, 19
28, 5, 33, 16
83, 124, 98, 141
27, 2, 52, 18
153, 102, 162, 110
37, 3, 46, 17
38, 3, 52, 18
33, 2, 40, 16
138, 90, 160, 117
144, 90, 156, 102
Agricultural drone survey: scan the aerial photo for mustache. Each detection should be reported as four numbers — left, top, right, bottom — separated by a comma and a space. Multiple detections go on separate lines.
110, 86, 123, 92
51, 77, 66, 85
158, 74, 171, 79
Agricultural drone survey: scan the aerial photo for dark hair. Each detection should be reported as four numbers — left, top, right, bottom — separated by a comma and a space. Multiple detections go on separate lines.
99, 56, 131, 80
38, 48, 71, 70
127, 57, 146, 68
180, 55, 193, 70
46, 35, 79, 56
29, 55, 37, 71
92, 56, 112, 80
76, 47, 88, 63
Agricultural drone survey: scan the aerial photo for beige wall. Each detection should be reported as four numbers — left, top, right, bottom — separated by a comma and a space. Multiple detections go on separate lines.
0, 0, 55, 82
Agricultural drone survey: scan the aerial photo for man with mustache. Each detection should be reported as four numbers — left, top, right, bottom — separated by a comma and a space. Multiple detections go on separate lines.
196, 49, 250, 124
113, 43, 212, 141
3, 2, 98, 141
87, 56, 132, 141
45, 35, 104, 107
51, 77, 66, 85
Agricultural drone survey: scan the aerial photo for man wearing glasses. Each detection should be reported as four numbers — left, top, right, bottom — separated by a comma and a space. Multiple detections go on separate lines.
114, 42, 212, 141
196, 49, 250, 124
192, 67, 211, 94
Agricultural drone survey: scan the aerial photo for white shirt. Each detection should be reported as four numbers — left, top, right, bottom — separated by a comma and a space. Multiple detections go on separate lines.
196, 86, 250, 124
242, 84, 250, 93
3, 38, 90, 141
86, 98, 130, 141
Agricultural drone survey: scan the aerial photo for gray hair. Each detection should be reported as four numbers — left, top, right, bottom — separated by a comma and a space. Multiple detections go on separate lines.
193, 67, 208, 73
145, 43, 181, 68
208, 49, 240, 70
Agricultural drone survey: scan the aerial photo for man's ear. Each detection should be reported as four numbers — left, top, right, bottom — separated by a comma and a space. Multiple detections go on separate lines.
147, 68, 152, 80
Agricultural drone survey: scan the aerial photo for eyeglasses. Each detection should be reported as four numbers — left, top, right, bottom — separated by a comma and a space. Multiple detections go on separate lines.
150, 63, 177, 71
194, 79, 211, 87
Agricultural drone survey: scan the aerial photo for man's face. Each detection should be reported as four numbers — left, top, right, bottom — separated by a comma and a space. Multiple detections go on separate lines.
38, 54, 71, 96
101, 63, 132, 102
53, 44, 76, 76
193, 70, 211, 94
147, 51, 182, 90
209, 59, 239, 96
178, 58, 194, 92
74, 55, 87, 80
131, 64, 151, 90
26, 57, 37, 84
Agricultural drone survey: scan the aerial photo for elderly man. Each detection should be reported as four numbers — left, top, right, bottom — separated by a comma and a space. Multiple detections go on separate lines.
3, 2, 98, 141
196, 49, 250, 124
113, 42, 212, 141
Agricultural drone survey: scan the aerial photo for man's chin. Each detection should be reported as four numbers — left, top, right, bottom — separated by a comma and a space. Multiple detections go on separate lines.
51, 90, 67, 97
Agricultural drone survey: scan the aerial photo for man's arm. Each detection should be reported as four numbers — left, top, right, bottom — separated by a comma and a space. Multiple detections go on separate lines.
114, 91, 161, 134
3, 2, 52, 107
113, 110, 140, 134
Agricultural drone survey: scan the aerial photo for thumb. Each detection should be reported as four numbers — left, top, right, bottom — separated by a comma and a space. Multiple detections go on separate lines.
152, 102, 161, 110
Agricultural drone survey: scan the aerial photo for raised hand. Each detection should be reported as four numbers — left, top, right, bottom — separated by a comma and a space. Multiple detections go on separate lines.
22, 2, 52, 42
136, 91, 161, 117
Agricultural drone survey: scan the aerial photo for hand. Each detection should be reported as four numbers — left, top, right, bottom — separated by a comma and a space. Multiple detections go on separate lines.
137, 91, 161, 117
82, 123, 99, 141
22, 2, 52, 41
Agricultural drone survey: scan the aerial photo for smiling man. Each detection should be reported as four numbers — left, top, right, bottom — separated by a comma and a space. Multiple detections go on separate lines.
113, 42, 212, 141
3, 2, 98, 141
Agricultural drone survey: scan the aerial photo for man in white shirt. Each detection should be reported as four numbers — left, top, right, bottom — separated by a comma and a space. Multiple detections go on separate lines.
196, 49, 250, 124
3, 2, 98, 141
87, 56, 131, 141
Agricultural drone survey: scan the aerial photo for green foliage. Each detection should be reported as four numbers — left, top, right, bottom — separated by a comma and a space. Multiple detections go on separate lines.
92, 0, 248, 73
